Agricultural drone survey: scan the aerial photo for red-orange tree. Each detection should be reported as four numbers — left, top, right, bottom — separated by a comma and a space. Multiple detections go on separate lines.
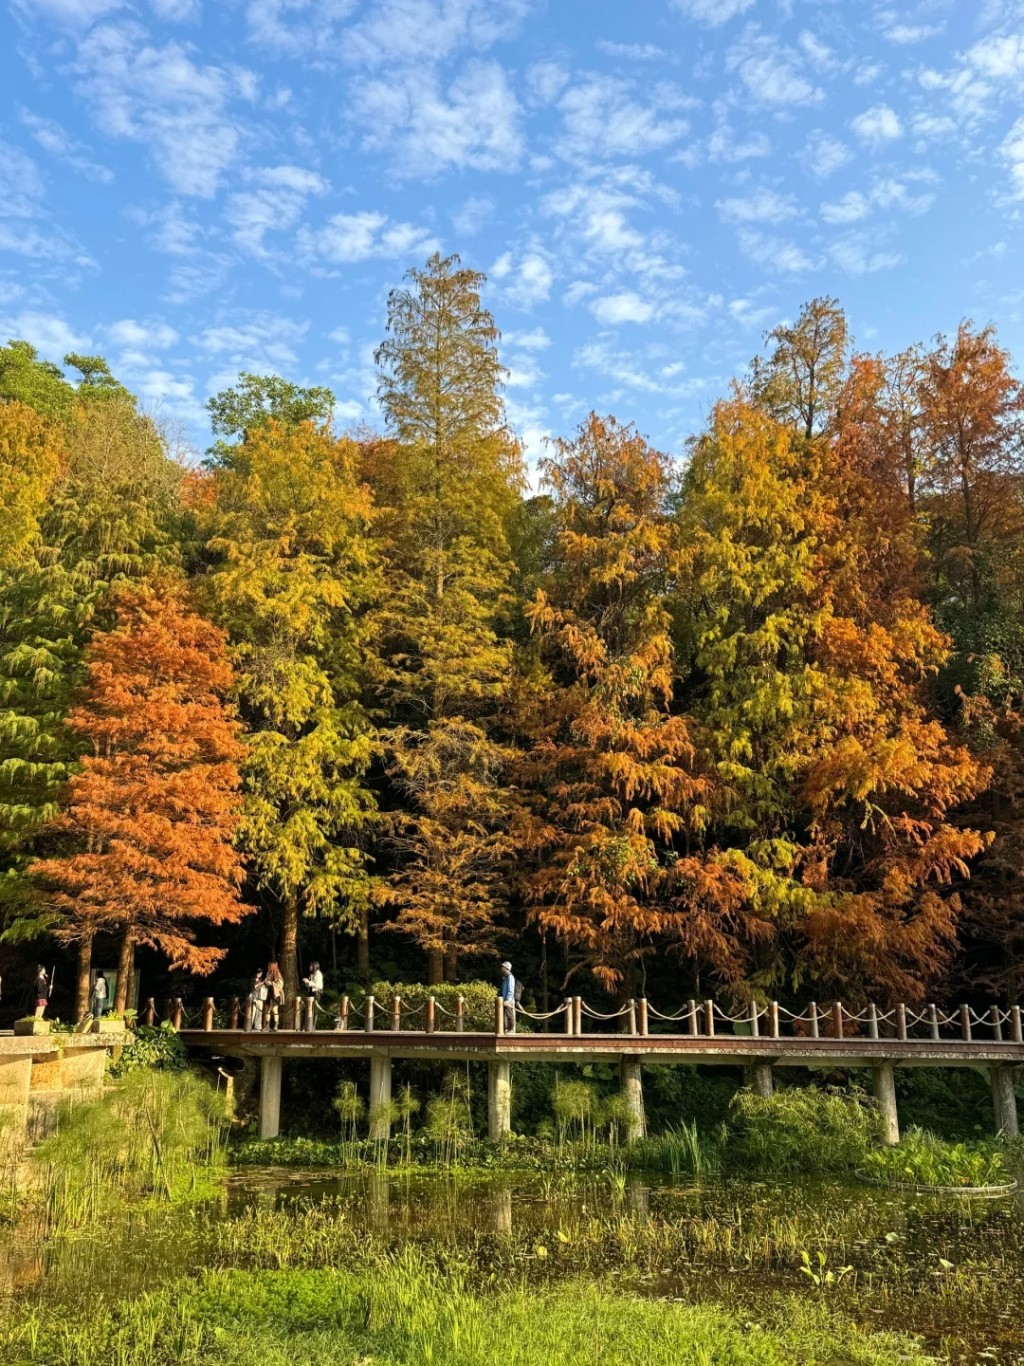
31, 580, 247, 1011
514, 415, 709, 995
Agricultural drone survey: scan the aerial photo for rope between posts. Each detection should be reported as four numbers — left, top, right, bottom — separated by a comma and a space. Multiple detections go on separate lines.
517, 1007, 568, 1022
580, 1004, 631, 1021
646, 1005, 692, 1022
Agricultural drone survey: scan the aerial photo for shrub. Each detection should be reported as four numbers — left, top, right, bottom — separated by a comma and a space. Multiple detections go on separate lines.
107, 1022, 189, 1078
368, 980, 497, 1032
726, 1086, 882, 1173
862, 1127, 1009, 1188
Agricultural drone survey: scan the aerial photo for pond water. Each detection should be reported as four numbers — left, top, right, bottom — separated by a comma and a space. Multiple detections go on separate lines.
5, 1165, 1023, 1363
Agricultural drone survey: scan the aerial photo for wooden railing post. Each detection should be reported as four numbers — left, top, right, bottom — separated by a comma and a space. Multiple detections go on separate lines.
868, 1003, 879, 1040
704, 1000, 715, 1038
638, 998, 648, 1036
340, 995, 349, 1031
172, 998, 183, 1030
304, 995, 316, 1032
769, 1001, 780, 1040
564, 998, 573, 1034
392, 995, 401, 1032
627, 999, 636, 1035
960, 1003, 971, 1042
143, 998, 155, 1027
1012, 1006, 1023, 1045
929, 1004, 939, 1041
573, 996, 582, 1035
291, 997, 302, 1030
229, 998, 240, 1030
426, 996, 436, 1034
365, 995, 375, 1033
687, 999, 698, 1037
749, 1002, 759, 1038
456, 996, 465, 1033
495, 995, 505, 1037
990, 1005, 1003, 1043
809, 1002, 819, 1039
202, 997, 215, 1032
832, 1001, 844, 1040
895, 1003, 907, 1041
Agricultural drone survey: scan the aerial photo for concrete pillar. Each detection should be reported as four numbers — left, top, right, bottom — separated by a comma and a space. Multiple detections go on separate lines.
750, 1063, 774, 1098
991, 1065, 1020, 1138
488, 1061, 512, 1142
259, 1054, 283, 1140
369, 1052, 392, 1141
872, 1062, 899, 1146
619, 1055, 646, 1141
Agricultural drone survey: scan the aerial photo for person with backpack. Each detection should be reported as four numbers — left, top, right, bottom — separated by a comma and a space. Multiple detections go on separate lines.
500, 961, 518, 1034
265, 962, 283, 1031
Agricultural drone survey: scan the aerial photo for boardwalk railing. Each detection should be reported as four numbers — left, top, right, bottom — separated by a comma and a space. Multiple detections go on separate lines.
153, 993, 1024, 1044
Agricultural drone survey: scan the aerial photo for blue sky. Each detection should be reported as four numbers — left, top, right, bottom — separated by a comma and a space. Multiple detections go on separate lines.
1, 0, 1023, 467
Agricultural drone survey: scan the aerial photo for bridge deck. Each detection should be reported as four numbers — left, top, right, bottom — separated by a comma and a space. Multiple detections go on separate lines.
180, 1028, 1024, 1068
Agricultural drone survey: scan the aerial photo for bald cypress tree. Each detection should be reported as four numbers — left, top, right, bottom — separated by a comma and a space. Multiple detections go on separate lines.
372, 253, 523, 981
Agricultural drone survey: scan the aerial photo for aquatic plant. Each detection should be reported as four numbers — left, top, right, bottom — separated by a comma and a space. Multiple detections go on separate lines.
862, 1127, 1009, 1189
726, 1086, 882, 1173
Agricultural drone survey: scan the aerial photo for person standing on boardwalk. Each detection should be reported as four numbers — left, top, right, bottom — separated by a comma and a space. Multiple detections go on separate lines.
249, 969, 267, 1030
265, 962, 283, 1030
500, 961, 516, 1034
303, 961, 323, 1008
34, 964, 50, 1018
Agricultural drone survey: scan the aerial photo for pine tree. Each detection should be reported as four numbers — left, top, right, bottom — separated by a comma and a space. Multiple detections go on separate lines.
0, 400, 63, 571
371, 252, 523, 982
30, 580, 247, 1010
201, 416, 376, 1003
515, 415, 708, 994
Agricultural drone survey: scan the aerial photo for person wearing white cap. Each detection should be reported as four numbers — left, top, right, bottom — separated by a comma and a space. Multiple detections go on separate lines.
500, 961, 516, 1034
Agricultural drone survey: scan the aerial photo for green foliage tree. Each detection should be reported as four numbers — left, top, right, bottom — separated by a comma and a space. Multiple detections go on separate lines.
200, 417, 376, 1002
206, 372, 336, 464
371, 252, 523, 982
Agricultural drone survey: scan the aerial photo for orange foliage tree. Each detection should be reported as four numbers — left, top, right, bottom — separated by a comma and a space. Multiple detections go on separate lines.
514, 415, 709, 995
30, 580, 248, 1012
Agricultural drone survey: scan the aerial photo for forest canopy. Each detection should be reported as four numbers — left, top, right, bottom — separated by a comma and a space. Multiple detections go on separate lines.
1, 268, 1023, 1017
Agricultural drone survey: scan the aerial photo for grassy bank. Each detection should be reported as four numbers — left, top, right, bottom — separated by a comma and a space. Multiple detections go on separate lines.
1, 1254, 933, 1366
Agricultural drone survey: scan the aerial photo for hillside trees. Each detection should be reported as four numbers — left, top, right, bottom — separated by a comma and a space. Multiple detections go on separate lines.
200, 414, 376, 1003
371, 252, 523, 982
30, 581, 247, 1012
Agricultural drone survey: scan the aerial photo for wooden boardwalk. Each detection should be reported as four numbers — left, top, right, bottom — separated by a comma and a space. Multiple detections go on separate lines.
178, 993, 1024, 1144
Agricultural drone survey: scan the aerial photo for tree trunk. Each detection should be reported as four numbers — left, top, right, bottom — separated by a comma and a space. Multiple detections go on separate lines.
75, 931, 94, 1023
443, 944, 457, 984
281, 896, 299, 1004
357, 908, 370, 978
125, 950, 137, 1015
426, 948, 443, 985
114, 931, 134, 1014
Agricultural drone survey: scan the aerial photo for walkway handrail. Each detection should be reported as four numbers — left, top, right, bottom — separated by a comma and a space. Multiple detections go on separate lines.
176, 992, 1024, 1045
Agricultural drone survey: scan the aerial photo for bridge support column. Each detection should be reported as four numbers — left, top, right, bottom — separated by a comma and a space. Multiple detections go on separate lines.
369, 1052, 392, 1141
991, 1065, 1019, 1138
259, 1054, 282, 1140
619, 1055, 646, 1141
750, 1063, 774, 1098
872, 1062, 899, 1146
488, 1061, 512, 1142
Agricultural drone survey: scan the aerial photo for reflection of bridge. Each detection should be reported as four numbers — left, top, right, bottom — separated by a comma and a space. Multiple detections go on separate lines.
178, 994, 1024, 1145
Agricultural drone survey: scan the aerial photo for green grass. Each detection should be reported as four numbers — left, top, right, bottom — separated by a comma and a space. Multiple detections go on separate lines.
1, 1256, 934, 1366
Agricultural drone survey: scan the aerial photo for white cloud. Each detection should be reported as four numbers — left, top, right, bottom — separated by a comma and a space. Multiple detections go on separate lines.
555, 76, 691, 160
491, 248, 553, 309
18, 110, 114, 183
12, 0, 122, 25
820, 191, 870, 224
883, 23, 943, 43
717, 187, 797, 224
450, 195, 494, 236
798, 31, 836, 70
726, 28, 824, 106
503, 327, 551, 351
0, 310, 91, 359
590, 291, 655, 325
226, 164, 327, 255
341, 0, 530, 68
708, 120, 771, 161
526, 60, 570, 105
829, 234, 903, 275
354, 60, 523, 174
596, 41, 667, 61
0, 141, 46, 217
106, 318, 180, 349
737, 228, 818, 273
1001, 116, 1024, 200
196, 313, 308, 373
573, 338, 660, 392
851, 104, 903, 143
802, 130, 852, 177
671, 0, 755, 26
71, 21, 255, 197
299, 210, 439, 264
